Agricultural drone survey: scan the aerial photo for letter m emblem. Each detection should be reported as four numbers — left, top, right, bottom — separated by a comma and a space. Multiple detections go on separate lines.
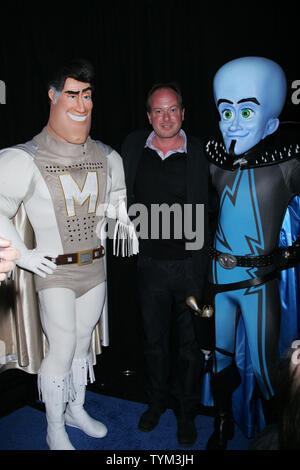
59, 171, 99, 217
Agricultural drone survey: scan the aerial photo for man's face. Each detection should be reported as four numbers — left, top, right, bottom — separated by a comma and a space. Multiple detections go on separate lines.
147, 88, 184, 139
47, 77, 93, 144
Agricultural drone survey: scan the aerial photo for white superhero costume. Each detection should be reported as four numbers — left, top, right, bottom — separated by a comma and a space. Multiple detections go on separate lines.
0, 128, 137, 450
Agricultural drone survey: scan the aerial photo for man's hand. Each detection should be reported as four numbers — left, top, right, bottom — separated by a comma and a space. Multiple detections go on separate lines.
16, 249, 58, 278
0, 237, 20, 281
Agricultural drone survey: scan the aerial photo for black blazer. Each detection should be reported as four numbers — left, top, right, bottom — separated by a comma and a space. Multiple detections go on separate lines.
121, 129, 210, 303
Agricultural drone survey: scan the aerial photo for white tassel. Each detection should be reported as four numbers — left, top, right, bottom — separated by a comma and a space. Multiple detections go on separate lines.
113, 220, 139, 257
38, 373, 71, 404
113, 220, 120, 256
71, 354, 95, 388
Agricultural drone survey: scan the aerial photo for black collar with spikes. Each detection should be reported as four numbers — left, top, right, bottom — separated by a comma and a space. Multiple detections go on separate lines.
205, 122, 300, 171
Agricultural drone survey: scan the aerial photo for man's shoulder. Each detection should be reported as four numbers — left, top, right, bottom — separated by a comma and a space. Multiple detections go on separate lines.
186, 134, 204, 147
121, 130, 151, 161
123, 129, 150, 146
186, 134, 207, 163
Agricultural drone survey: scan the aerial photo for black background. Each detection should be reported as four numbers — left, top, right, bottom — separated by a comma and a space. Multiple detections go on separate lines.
0, 1, 300, 411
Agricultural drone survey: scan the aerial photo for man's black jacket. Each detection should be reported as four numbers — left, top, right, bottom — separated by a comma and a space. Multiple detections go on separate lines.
121, 129, 211, 303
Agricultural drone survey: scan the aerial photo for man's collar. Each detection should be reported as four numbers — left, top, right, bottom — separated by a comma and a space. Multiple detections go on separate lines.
145, 129, 187, 159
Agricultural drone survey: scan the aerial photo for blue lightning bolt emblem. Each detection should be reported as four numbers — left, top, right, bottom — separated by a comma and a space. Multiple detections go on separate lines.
214, 168, 264, 282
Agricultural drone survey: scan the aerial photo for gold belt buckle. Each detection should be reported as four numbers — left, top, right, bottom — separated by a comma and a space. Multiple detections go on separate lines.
77, 249, 93, 266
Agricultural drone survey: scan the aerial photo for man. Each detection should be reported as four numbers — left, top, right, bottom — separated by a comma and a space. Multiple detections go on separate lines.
204, 56, 300, 449
121, 83, 211, 446
0, 237, 19, 281
0, 58, 136, 450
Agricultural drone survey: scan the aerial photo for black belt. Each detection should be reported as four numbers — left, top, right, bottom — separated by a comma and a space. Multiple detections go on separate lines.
209, 243, 300, 271
208, 270, 278, 295
208, 247, 274, 269
186, 271, 278, 319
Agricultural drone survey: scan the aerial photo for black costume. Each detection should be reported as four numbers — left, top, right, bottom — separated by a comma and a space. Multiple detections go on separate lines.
204, 123, 300, 412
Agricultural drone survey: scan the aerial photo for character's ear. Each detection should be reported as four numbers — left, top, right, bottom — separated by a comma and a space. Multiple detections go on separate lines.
263, 117, 280, 138
181, 107, 185, 121
48, 88, 56, 104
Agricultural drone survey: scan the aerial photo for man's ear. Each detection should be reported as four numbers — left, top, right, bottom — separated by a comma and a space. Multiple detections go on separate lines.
147, 111, 152, 125
263, 117, 280, 138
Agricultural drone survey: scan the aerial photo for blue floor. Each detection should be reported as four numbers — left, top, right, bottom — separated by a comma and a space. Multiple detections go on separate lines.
0, 391, 251, 451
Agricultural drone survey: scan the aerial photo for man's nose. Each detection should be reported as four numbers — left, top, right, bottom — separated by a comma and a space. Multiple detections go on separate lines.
162, 110, 170, 120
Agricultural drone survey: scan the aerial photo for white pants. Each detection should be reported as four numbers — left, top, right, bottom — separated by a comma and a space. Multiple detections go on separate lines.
38, 282, 106, 377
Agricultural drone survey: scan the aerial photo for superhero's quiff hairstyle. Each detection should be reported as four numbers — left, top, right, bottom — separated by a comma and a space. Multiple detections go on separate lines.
146, 82, 184, 112
47, 58, 95, 93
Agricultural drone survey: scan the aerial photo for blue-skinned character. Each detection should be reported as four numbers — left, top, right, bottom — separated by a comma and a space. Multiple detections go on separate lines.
203, 56, 300, 449
215, 57, 286, 156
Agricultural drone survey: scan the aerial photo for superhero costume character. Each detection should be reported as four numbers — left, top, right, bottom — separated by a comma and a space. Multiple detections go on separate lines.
0, 59, 137, 450
202, 57, 300, 450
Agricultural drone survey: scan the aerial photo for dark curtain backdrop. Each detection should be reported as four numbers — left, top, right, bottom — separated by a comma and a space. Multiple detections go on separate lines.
1, 1, 299, 151
0, 1, 300, 387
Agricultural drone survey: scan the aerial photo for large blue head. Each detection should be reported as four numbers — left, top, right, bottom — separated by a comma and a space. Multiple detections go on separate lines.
213, 56, 287, 155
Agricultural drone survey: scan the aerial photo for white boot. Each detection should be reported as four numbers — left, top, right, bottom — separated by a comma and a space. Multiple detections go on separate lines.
65, 356, 107, 438
38, 374, 75, 450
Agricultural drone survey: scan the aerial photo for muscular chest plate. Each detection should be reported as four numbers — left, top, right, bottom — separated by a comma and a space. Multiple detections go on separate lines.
34, 138, 107, 253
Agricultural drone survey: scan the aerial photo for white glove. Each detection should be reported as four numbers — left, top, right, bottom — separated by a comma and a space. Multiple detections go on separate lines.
16, 249, 58, 278
0, 215, 58, 278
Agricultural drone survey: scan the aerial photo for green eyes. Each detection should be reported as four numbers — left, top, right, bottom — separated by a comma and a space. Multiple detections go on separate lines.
241, 109, 253, 119
223, 110, 233, 120
222, 108, 254, 120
